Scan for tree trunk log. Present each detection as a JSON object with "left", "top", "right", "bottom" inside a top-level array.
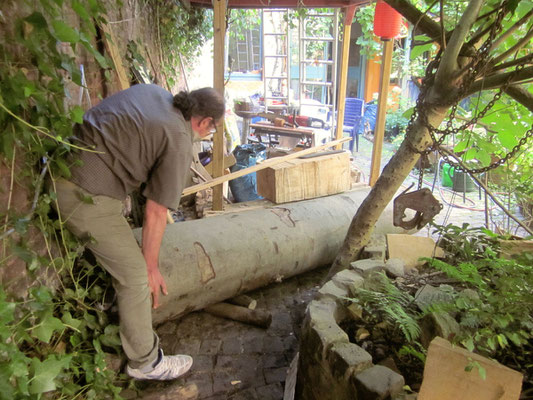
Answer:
[{"left": 132, "top": 188, "right": 409, "bottom": 324}]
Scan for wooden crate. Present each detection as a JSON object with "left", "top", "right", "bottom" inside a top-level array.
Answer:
[{"left": 256, "top": 151, "right": 351, "bottom": 203}]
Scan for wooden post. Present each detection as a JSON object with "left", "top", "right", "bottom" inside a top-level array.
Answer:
[
  {"left": 369, "top": 39, "right": 393, "bottom": 186},
  {"left": 334, "top": 6, "right": 356, "bottom": 150},
  {"left": 212, "top": 0, "right": 226, "bottom": 211}
]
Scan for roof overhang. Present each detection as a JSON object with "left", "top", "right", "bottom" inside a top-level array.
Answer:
[{"left": 188, "top": 0, "right": 368, "bottom": 8}]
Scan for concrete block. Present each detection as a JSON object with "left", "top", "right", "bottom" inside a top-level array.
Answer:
[
  {"left": 307, "top": 299, "right": 338, "bottom": 325},
  {"left": 350, "top": 259, "right": 385, "bottom": 277},
  {"left": 364, "top": 245, "right": 387, "bottom": 262},
  {"left": 327, "top": 342, "right": 373, "bottom": 378},
  {"left": 418, "top": 337, "right": 523, "bottom": 400},
  {"left": 354, "top": 365, "right": 405, "bottom": 400},
  {"left": 318, "top": 280, "right": 349, "bottom": 299},
  {"left": 331, "top": 269, "right": 365, "bottom": 291},
  {"left": 305, "top": 319, "right": 349, "bottom": 359},
  {"left": 385, "top": 258, "right": 406, "bottom": 277}
]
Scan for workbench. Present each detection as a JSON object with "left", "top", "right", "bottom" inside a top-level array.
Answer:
[{"left": 250, "top": 122, "right": 316, "bottom": 148}]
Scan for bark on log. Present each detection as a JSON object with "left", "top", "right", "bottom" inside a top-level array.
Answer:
[
  {"left": 205, "top": 303, "right": 272, "bottom": 328},
  {"left": 132, "top": 187, "right": 409, "bottom": 324}
]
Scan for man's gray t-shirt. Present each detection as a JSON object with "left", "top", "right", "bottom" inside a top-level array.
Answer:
[{"left": 70, "top": 84, "right": 193, "bottom": 210}]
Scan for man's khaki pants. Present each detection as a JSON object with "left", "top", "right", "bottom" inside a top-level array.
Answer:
[{"left": 54, "top": 179, "right": 159, "bottom": 369}]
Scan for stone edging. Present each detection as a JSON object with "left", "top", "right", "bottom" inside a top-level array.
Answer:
[{"left": 296, "top": 268, "right": 406, "bottom": 400}]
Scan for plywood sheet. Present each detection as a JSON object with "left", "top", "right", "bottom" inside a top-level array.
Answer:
[
  {"left": 386, "top": 234, "right": 445, "bottom": 269},
  {"left": 418, "top": 337, "right": 523, "bottom": 400}
]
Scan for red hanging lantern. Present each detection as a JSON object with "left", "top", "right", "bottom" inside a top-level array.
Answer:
[{"left": 373, "top": 0, "right": 402, "bottom": 39}]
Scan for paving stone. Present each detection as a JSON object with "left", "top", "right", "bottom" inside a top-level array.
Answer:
[
  {"left": 241, "top": 334, "right": 264, "bottom": 353},
  {"left": 283, "top": 334, "right": 298, "bottom": 351},
  {"left": 227, "top": 387, "right": 259, "bottom": 400},
  {"left": 174, "top": 338, "right": 201, "bottom": 355},
  {"left": 186, "top": 372, "right": 213, "bottom": 398},
  {"left": 222, "top": 337, "right": 243, "bottom": 354},
  {"left": 255, "top": 383, "right": 284, "bottom": 400},
  {"left": 262, "top": 336, "right": 284, "bottom": 353},
  {"left": 212, "top": 371, "right": 243, "bottom": 395},
  {"left": 157, "top": 321, "right": 177, "bottom": 336},
  {"left": 350, "top": 259, "right": 385, "bottom": 276},
  {"left": 262, "top": 352, "right": 287, "bottom": 369},
  {"left": 190, "top": 355, "right": 214, "bottom": 373},
  {"left": 264, "top": 367, "right": 288, "bottom": 385},
  {"left": 199, "top": 339, "right": 222, "bottom": 355}
]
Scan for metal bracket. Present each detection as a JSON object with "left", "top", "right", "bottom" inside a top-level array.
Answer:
[{"left": 393, "top": 184, "right": 443, "bottom": 230}]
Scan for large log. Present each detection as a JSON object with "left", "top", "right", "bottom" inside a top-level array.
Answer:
[{"left": 133, "top": 187, "right": 409, "bottom": 324}]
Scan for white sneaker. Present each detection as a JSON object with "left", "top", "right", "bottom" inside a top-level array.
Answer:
[{"left": 126, "top": 350, "right": 193, "bottom": 380}]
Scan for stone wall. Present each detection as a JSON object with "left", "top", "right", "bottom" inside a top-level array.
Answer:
[
  {"left": 0, "top": 0, "right": 186, "bottom": 300},
  {"left": 296, "top": 268, "right": 406, "bottom": 400}
]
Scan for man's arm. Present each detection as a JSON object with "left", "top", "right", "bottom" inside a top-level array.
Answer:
[{"left": 142, "top": 199, "right": 169, "bottom": 309}]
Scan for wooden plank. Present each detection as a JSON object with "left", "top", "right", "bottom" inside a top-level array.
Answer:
[
  {"left": 181, "top": 137, "right": 350, "bottom": 197},
  {"left": 257, "top": 152, "right": 351, "bottom": 203},
  {"left": 386, "top": 234, "right": 444, "bottom": 269},
  {"left": 212, "top": 0, "right": 226, "bottom": 211},
  {"left": 418, "top": 337, "right": 523, "bottom": 400},
  {"left": 334, "top": 6, "right": 356, "bottom": 150},
  {"left": 99, "top": 24, "right": 130, "bottom": 91},
  {"left": 369, "top": 39, "right": 394, "bottom": 186}
]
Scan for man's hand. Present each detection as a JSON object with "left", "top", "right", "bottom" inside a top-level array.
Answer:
[
  {"left": 142, "top": 199, "right": 170, "bottom": 309},
  {"left": 147, "top": 266, "right": 168, "bottom": 309}
]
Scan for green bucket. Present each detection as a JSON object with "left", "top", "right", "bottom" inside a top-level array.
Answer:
[
  {"left": 452, "top": 170, "right": 476, "bottom": 193},
  {"left": 442, "top": 163, "right": 454, "bottom": 187}
]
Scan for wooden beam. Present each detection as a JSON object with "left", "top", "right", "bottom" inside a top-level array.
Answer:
[
  {"left": 212, "top": 0, "right": 226, "bottom": 211},
  {"left": 335, "top": 6, "right": 356, "bottom": 150},
  {"left": 182, "top": 137, "right": 351, "bottom": 196},
  {"left": 99, "top": 24, "right": 130, "bottom": 91},
  {"left": 369, "top": 39, "right": 394, "bottom": 186}
]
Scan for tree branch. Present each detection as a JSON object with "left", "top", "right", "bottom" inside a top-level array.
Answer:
[
  {"left": 466, "top": 65, "right": 533, "bottom": 95},
  {"left": 490, "top": 8, "right": 533, "bottom": 50},
  {"left": 385, "top": 0, "right": 442, "bottom": 41},
  {"left": 492, "top": 27, "right": 533, "bottom": 66},
  {"left": 503, "top": 85, "right": 533, "bottom": 113},
  {"left": 435, "top": 0, "right": 485, "bottom": 84},
  {"left": 490, "top": 53, "right": 533, "bottom": 74}
]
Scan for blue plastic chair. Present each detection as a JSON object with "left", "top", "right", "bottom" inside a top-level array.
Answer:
[{"left": 343, "top": 98, "right": 365, "bottom": 152}]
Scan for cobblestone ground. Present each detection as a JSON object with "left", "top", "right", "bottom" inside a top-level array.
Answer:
[{"left": 123, "top": 266, "right": 329, "bottom": 400}]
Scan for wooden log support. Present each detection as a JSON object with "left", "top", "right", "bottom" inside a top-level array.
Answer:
[
  {"left": 369, "top": 39, "right": 394, "bottom": 186},
  {"left": 228, "top": 294, "right": 257, "bottom": 310},
  {"left": 205, "top": 302, "right": 272, "bottom": 328},
  {"left": 335, "top": 6, "right": 357, "bottom": 149},
  {"left": 212, "top": 0, "right": 226, "bottom": 211}
]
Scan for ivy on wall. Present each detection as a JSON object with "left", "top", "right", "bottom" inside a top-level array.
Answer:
[{"left": 0, "top": 0, "right": 213, "bottom": 398}]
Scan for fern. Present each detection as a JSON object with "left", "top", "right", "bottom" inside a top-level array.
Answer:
[{"left": 353, "top": 272, "right": 421, "bottom": 343}]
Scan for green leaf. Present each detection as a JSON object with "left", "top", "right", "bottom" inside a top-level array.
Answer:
[
  {"left": 505, "top": 0, "right": 520, "bottom": 13},
  {"left": 29, "top": 355, "right": 71, "bottom": 394},
  {"left": 411, "top": 42, "right": 434, "bottom": 60},
  {"left": 33, "top": 312, "right": 65, "bottom": 343},
  {"left": 462, "top": 336, "right": 475, "bottom": 352},
  {"left": 24, "top": 12, "right": 48, "bottom": 30},
  {"left": 51, "top": 20, "right": 80, "bottom": 43},
  {"left": 55, "top": 157, "right": 71, "bottom": 178},
  {"left": 454, "top": 140, "right": 469, "bottom": 153},
  {"left": 62, "top": 311, "right": 82, "bottom": 331},
  {"left": 497, "top": 130, "right": 518, "bottom": 150},
  {"left": 70, "top": 106, "right": 85, "bottom": 124},
  {"left": 72, "top": 0, "right": 91, "bottom": 21}
]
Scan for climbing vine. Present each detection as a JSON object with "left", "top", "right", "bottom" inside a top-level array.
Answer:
[{"left": 0, "top": 0, "right": 209, "bottom": 398}]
